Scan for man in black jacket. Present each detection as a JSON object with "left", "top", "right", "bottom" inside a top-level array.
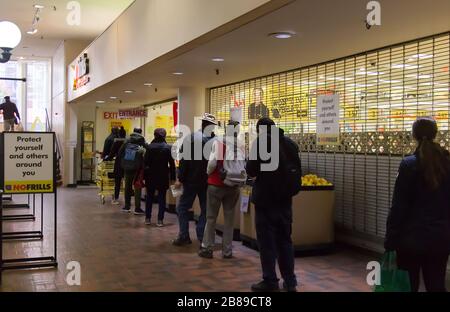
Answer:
[
  {"left": 144, "top": 128, "right": 176, "bottom": 227},
  {"left": 172, "top": 113, "right": 217, "bottom": 246},
  {"left": 102, "top": 127, "right": 119, "bottom": 160},
  {"left": 246, "top": 118, "right": 301, "bottom": 293},
  {"left": 0, "top": 96, "right": 20, "bottom": 132}
]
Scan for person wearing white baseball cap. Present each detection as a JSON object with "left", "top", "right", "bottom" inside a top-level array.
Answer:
[{"left": 173, "top": 113, "right": 217, "bottom": 246}]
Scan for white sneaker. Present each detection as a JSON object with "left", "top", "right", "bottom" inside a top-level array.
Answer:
[{"left": 111, "top": 200, "right": 120, "bottom": 205}]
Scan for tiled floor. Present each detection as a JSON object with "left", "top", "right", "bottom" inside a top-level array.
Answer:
[{"left": 0, "top": 188, "right": 375, "bottom": 292}]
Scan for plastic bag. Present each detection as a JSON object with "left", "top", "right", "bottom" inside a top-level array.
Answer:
[
  {"left": 170, "top": 185, "right": 183, "bottom": 198},
  {"left": 374, "top": 251, "right": 411, "bottom": 292}
]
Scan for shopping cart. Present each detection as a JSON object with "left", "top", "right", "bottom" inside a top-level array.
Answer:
[{"left": 96, "top": 160, "right": 117, "bottom": 205}]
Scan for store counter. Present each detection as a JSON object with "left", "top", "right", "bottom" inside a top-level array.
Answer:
[{"left": 240, "top": 186, "right": 335, "bottom": 252}]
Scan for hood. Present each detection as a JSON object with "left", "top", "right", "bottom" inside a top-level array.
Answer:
[{"left": 130, "top": 132, "right": 144, "bottom": 143}]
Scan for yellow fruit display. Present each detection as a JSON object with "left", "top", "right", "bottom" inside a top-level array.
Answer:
[{"left": 301, "top": 174, "right": 333, "bottom": 187}]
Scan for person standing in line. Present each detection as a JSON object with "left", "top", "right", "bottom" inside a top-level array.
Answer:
[
  {"left": 385, "top": 117, "right": 450, "bottom": 292},
  {"left": 246, "top": 117, "right": 301, "bottom": 293},
  {"left": 102, "top": 127, "right": 119, "bottom": 160},
  {"left": 0, "top": 96, "right": 21, "bottom": 132},
  {"left": 110, "top": 130, "right": 127, "bottom": 205},
  {"left": 172, "top": 113, "right": 217, "bottom": 246},
  {"left": 199, "top": 120, "right": 245, "bottom": 259},
  {"left": 144, "top": 128, "right": 176, "bottom": 227},
  {"left": 118, "top": 128, "right": 146, "bottom": 215}
]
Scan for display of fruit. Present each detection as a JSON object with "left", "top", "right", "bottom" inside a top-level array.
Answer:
[{"left": 301, "top": 174, "right": 333, "bottom": 187}]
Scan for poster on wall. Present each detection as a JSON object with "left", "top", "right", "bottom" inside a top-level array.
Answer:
[
  {"left": 109, "top": 119, "right": 132, "bottom": 136},
  {"left": 155, "top": 115, "right": 174, "bottom": 132},
  {"left": 317, "top": 94, "right": 340, "bottom": 146},
  {"left": 2, "top": 132, "right": 55, "bottom": 194}
]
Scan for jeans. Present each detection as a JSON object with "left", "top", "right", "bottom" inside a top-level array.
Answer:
[
  {"left": 114, "top": 174, "right": 122, "bottom": 200},
  {"left": 202, "top": 185, "right": 240, "bottom": 256},
  {"left": 397, "top": 250, "right": 449, "bottom": 292},
  {"left": 146, "top": 186, "right": 167, "bottom": 221},
  {"left": 255, "top": 201, "right": 297, "bottom": 287},
  {"left": 176, "top": 184, "right": 207, "bottom": 241},
  {"left": 124, "top": 171, "right": 141, "bottom": 211}
]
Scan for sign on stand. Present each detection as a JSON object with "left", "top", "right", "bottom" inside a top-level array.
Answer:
[
  {"left": 2, "top": 132, "right": 55, "bottom": 194},
  {"left": 0, "top": 132, "right": 58, "bottom": 284},
  {"left": 317, "top": 94, "right": 340, "bottom": 146}
]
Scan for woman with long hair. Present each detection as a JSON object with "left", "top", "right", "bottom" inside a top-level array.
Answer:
[{"left": 385, "top": 117, "right": 450, "bottom": 292}]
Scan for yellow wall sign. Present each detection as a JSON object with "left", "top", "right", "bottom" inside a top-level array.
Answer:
[{"left": 110, "top": 119, "right": 132, "bottom": 135}]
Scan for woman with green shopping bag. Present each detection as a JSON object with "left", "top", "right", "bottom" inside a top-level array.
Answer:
[{"left": 385, "top": 117, "right": 450, "bottom": 292}]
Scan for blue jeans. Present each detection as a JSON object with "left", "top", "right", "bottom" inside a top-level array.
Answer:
[
  {"left": 255, "top": 201, "right": 297, "bottom": 288},
  {"left": 145, "top": 186, "right": 167, "bottom": 221},
  {"left": 176, "top": 184, "right": 207, "bottom": 241}
]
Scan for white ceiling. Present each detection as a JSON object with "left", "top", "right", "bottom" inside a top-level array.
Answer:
[
  {"left": 0, "top": 0, "right": 134, "bottom": 58},
  {"left": 73, "top": 0, "right": 450, "bottom": 107}
]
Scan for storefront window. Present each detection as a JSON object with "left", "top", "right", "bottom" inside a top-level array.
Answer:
[
  {"left": 210, "top": 32, "right": 450, "bottom": 239},
  {"left": 0, "top": 60, "right": 50, "bottom": 130}
]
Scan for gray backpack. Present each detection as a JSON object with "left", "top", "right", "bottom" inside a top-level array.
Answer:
[{"left": 220, "top": 139, "right": 247, "bottom": 187}]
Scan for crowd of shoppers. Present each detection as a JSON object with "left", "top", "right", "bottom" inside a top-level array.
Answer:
[{"left": 102, "top": 113, "right": 449, "bottom": 293}]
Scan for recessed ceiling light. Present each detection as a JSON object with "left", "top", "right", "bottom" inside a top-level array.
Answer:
[
  {"left": 110, "top": 96, "right": 118, "bottom": 100},
  {"left": 18, "top": 56, "right": 26, "bottom": 60},
  {"left": 96, "top": 100, "right": 105, "bottom": 104},
  {"left": 124, "top": 90, "right": 134, "bottom": 93},
  {"left": 27, "top": 29, "right": 38, "bottom": 35},
  {"left": 172, "top": 72, "right": 184, "bottom": 75},
  {"left": 268, "top": 32, "right": 295, "bottom": 39},
  {"left": 144, "top": 83, "right": 153, "bottom": 86},
  {"left": 212, "top": 57, "right": 224, "bottom": 62},
  {"left": 34, "top": 4, "right": 45, "bottom": 9}
]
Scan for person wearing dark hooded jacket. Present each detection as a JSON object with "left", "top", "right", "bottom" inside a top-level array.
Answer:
[
  {"left": 246, "top": 117, "right": 301, "bottom": 293},
  {"left": 144, "top": 128, "right": 176, "bottom": 227},
  {"left": 117, "top": 128, "right": 146, "bottom": 215},
  {"left": 385, "top": 117, "right": 450, "bottom": 292}
]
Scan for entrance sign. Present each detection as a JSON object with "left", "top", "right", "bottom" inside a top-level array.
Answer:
[
  {"left": 118, "top": 108, "right": 148, "bottom": 119},
  {"left": 2, "top": 132, "right": 55, "bottom": 194},
  {"left": 317, "top": 94, "right": 340, "bottom": 146}
]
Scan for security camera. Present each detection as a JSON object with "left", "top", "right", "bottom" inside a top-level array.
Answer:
[
  {"left": 155, "top": 88, "right": 158, "bottom": 93},
  {"left": 366, "top": 21, "right": 372, "bottom": 30},
  {"left": 216, "top": 69, "right": 220, "bottom": 76}
]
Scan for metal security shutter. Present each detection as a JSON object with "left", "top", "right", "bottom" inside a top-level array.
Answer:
[{"left": 209, "top": 32, "right": 450, "bottom": 245}]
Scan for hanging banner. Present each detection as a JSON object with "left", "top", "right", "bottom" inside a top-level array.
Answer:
[
  {"left": 317, "top": 94, "right": 340, "bottom": 146},
  {"left": 2, "top": 132, "right": 55, "bottom": 194}
]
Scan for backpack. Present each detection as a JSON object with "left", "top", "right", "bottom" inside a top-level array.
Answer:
[
  {"left": 121, "top": 143, "right": 144, "bottom": 172},
  {"left": 279, "top": 138, "right": 302, "bottom": 197},
  {"left": 220, "top": 139, "right": 247, "bottom": 187}
]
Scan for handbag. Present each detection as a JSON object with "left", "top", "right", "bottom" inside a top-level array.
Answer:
[
  {"left": 374, "top": 251, "right": 411, "bottom": 292},
  {"left": 133, "top": 167, "right": 145, "bottom": 189}
]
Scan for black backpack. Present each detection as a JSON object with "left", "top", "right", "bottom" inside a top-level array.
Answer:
[
  {"left": 279, "top": 138, "right": 302, "bottom": 197},
  {"left": 121, "top": 143, "right": 144, "bottom": 172}
]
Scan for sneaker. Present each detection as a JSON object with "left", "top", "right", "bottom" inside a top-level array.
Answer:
[
  {"left": 282, "top": 282, "right": 298, "bottom": 293},
  {"left": 251, "top": 280, "right": 280, "bottom": 292},
  {"left": 156, "top": 220, "right": 164, "bottom": 227},
  {"left": 122, "top": 207, "right": 131, "bottom": 213},
  {"left": 111, "top": 200, "right": 120, "bottom": 205},
  {"left": 198, "top": 247, "right": 213, "bottom": 259},
  {"left": 223, "top": 253, "right": 233, "bottom": 259},
  {"left": 134, "top": 208, "right": 145, "bottom": 215},
  {"left": 145, "top": 218, "right": 152, "bottom": 225},
  {"left": 172, "top": 237, "right": 192, "bottom": 246}
]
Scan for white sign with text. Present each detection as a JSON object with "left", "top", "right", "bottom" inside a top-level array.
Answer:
[{"left": 317, "top": 94, "right": 340, "bottom": 146}]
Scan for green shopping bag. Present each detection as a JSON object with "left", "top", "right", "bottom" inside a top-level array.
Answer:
[{"left": 374, "top": 251, "right": 411, "bottom": 292}]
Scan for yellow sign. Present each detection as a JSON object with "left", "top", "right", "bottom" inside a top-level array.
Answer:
[
  {"left": 110, "top": 119, "right": 132, "bottom": 135},
  {"left": 4, "top": 181, "right": 53, "bottom": 194},
  {"left": 155, "top": 115, "right": 174, "bottom": 132}
]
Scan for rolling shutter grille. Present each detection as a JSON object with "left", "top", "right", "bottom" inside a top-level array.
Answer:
[{"left": 209, "top": 32, "right": 450, "bottom": 240}]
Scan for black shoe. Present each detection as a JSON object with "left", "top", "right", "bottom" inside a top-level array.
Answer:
[
  {"left": 121, "top": 207, "right": 131, "bottom": 213},
  {"left": 198, "top": 247, "right": 213, "bottom": 259},
  {"left": 172, "top": 237, "right": 192, "bottom": 246},
  {"left": 251, "top": 280, "right": 280, "bottom": 292},
  {"left": 282, "top": 282, "right": 298, "bottom": 292},
  {"left": 134, "top": 208, "right": 145, "bottom": 215}
]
